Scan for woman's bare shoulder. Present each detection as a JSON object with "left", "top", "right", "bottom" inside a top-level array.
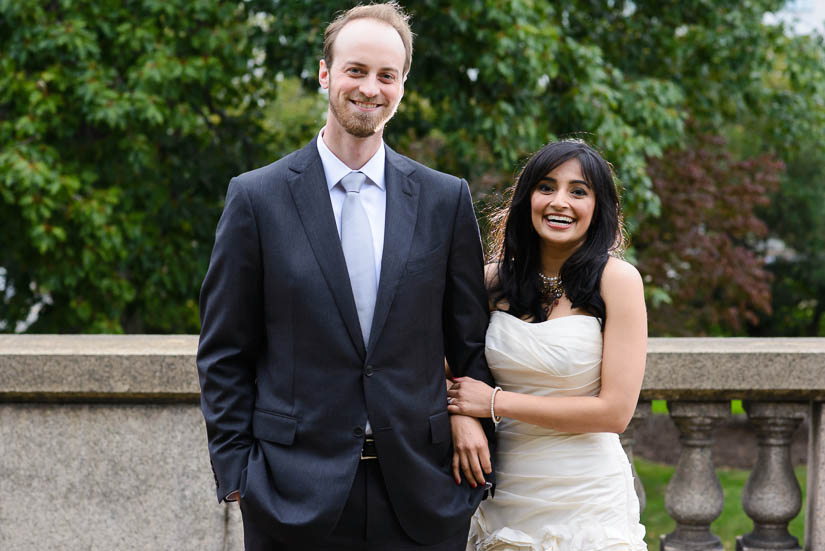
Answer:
[
  {"left": 601, "top": 256, "right": 643, "bottom": 300},
  {"left": 602, "top": 256, "right": 641, "bottom": 282}
]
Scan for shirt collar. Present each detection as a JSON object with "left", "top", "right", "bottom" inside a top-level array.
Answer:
[{"left": 316, "top": 128, "right": 386, "bottom": 191}]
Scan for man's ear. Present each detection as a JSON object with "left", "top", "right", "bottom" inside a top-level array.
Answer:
[{"left": 318, "top": 59, "right": 329, "bottom": 90}]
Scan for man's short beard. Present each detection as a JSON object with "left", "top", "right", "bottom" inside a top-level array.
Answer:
[
  {"left": 329, "top": 96, "right": 385, "bottom": 138},
  {"left": 330, "top": 99, "right": 380, "bottom": 137}
]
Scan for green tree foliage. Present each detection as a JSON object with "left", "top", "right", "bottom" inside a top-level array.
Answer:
[
  {"left": 0, "top": 0, "right": 284, "bottom": 332},
  {"left": 569, "top": 1, "right": 790, "bottom": 126},
  {"left": 752, "top": 145, "right": 825, "bottom": 336},
  {"left": 732, "top": 31, "right": 825, "bottom": 337},
  {"left": 2, "top": 1, "right": 823, "bottom": 334}
]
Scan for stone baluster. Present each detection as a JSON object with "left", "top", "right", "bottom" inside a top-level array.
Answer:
[
  {"left": 735, "top": 402, "right": 806, "bottom": 551},
  {"left": 807, "top": 401, "right": 825, "bottom": 551},
  {"left": 620, "top": 400, "right": 651, "bottom": 514},
  {"left": 661, "top": 401, "right": 730, "bottom": 551}
]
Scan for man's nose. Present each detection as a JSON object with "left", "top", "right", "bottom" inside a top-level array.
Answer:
[{"left": 358, "top": 75, "right": 380, "bottom": 98}]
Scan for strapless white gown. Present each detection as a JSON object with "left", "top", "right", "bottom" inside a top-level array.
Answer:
[{"left": 467, "top": 311, "right": 647, "bottom": 551}]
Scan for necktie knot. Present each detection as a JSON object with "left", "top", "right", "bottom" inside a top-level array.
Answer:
[{"left": 340, "top": 171, "right": 366, "bottom": 194}]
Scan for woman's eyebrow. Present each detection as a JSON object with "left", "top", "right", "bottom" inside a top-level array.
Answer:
[{"left": 539, "top": 176, "right": 591, "bottom": 188}]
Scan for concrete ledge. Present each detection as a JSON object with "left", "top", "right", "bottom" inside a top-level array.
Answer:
[
  {"left": 644, "top": 338, "right": 825, "bottom": 400},
  {"left": 0, "top": 335, "right": 199, "bottom": 401},
  {"left": 2, "top": 335, "right": 824, "bottom": 401}
]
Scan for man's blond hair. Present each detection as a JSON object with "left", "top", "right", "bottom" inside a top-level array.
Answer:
[{"left": 323, "top": 2, "right": 414, "bottom": 78}]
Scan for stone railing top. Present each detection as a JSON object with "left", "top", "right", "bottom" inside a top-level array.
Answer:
[
  {"left": 0, "top": 334, "right": 198, "bottom": 355},
  {"left": 1, "top": 335, "right": 824, "bottom": 401},
  {"left": 649, "top": 337, "right": 825, "bottom": 353},
  {"left": 0, "top": 335, "right": 199, "bottom": 401},
  {"left": 645, "top": 338, "right": 825, "bottom": 400}
]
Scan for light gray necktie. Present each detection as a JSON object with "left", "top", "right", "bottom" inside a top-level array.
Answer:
[{"left": 340, "top": 171, "right": 377, "bottom": 344}]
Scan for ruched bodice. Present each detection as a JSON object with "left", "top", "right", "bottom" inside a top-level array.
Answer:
[
  {"left": 467, "top": 312, "right": 647, "bottom": 551},
  {"left": 486, "top": 312, "right": 602, "bottom": 438}
]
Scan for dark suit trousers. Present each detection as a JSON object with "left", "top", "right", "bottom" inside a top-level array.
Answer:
[{"left": 240, "top": 459, "right": 471, "bottom": 551}]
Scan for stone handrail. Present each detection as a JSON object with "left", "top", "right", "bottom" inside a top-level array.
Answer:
[
  {"left": 3, "top": 335, "right": 823, "bottom": 400},
  {"left": 0, "top": 335, "right": 824, "bottom": 550},
  {"left": 0, "top": 334, "right": 199, "bottom": 401}
]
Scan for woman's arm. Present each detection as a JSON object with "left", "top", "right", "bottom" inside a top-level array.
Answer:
[{"left": 448, "top": 257, "right": 647, "bottom": 434}]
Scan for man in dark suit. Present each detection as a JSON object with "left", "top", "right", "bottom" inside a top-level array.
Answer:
[{"left": 197, "top": 3, "right": 494, "bottom": 550}]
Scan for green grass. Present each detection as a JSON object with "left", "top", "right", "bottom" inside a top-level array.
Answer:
[
  {"left": 636, "top": 457, "right": 807, "bottom": 551},
  {"left": 650, "top": 400, "right": 745, "bottom": 415}
]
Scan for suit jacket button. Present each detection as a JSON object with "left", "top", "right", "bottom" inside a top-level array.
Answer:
[
  {"left": 353, "top": 427, "right": 364, "bottom": 437},
  {"left": 364, "top": 365, "right": 374, "bottom": 377}
]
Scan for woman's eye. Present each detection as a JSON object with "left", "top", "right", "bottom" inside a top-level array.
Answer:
[
  {"left": 537, "top": 183, "right": 553, "bottom": 193},
  {"left": 572, "top": 188, "right": 588, "bottom": 196}
]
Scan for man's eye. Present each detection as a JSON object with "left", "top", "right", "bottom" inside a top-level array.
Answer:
[{"left": 381, "top": 74, "right": 395, "bottom": 81}]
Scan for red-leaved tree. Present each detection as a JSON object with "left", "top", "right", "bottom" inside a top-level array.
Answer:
[{"left": 635, "top": 134, "right": 784, "bottom": 335}]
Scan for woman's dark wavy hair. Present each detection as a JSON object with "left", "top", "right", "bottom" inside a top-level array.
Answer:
[{"left": 488, "top": 140, "right": 625, "bottom": 327}]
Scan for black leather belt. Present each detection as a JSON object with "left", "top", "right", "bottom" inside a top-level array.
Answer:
[{"left": 360, "top": 437, "right": 377, "bottom": 460}]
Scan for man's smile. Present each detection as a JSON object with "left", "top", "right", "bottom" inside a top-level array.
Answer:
[{"left": 350, "top": 99, "right": 382, "bottom": 111}]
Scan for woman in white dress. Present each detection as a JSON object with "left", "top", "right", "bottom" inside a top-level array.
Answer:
[{"left": 447, "top": 140, "right": 648, "bottom": 551}]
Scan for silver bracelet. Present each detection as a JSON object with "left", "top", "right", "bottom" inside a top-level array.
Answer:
[{"left": 490, "top": 386, "right": 503, "bottom": 425}]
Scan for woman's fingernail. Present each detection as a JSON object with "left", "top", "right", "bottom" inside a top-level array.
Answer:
[{"left": 471, "top": 483, "right": 477, "bottom": 488}]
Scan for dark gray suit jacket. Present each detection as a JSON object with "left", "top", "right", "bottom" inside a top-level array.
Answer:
[{"left": 197, "top": 137, "right": 495, "bottom": 545}]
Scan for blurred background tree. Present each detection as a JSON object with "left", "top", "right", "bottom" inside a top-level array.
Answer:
[
  {"left": 751, "top": 144, "right": 825, "bottom": 336},
  {"left": 636, "top": 132, "right": 783, "bottom": 336},
  {"left": 1, "top": 0, "right": 823, "bottom": 335},
  {"left": 0, "top": 0, "right": 321, "bottom": 332}
]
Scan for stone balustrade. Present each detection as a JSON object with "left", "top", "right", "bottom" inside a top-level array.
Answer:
[
  {"left": 1, "top": 335, "right": 824, "bottom": 550},
  {"left": 622, "top": 338, "right": 825, "bottom": 551}
]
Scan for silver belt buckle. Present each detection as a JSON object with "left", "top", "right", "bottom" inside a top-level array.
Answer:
[{"left": 360, "top": 437, "right": 377, "bottom": 460}]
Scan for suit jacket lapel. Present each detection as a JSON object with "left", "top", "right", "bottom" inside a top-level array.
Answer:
[
  {"left": 367, "top": 146, "right": 420, "bottom": 357},
  {"left": 287, "top": 138, "right": 367, "bottom": 358}
]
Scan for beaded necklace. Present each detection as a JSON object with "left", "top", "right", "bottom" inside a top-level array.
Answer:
[{"left": 537, "top": 272, "right": 565, "bottom": 312}]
